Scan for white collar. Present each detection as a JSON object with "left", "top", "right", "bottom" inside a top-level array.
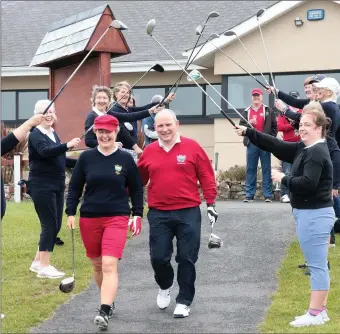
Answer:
[
  {"left": 245, "top": 104, "right": 267, "bottom": 111},
  {"left": 93, "top": 107, "right": 105, "bottom": 116},
  {"left": 322, "top": 98, "right": 336, "bottom": 103},
  {"left": 158, "top": 133, "right": 181, "bottom": 152},
  {"left": 97, "top": 145, "right": 119, "bottom": 156},
  {"left": 304, "top": 138, "right": 326, "bottom": 149},
  {"left": 36, "top": 125, "right": 54, "bottom": 134}
]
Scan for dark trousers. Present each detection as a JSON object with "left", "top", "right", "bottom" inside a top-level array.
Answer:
[
  {"left": 28, "top": 181, "right": 65, "bottom": 252},
  {"left": 147, "top": 206, "right": 201, "bottom": 306}
]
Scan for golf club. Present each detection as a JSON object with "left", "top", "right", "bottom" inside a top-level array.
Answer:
[
  {"left": 147, "top": 19, "right": 237, "bottom": 126},
  {"left": 224, "top": 30, "right": 270, "bottom": 87},
  {"left": 42, "top": 20, "right": 128, "bottom": 115},
  {"left": 187, "top": 69, "right": 253, "bottom": 127},
  {"left": 208, "top": 226, "right": 223, "bottom": 249},
  {"left": 256, "top": 9, "right": 277, "bottom": 93},
  {"left": 80, "top": 63, "right": 164, "bottom": 139},
  {"left": 197, "top": 31, "right": 268, "bottom": 89},
  {"left": 172, "top": 11, "right": 219, "bottom": 94},
  {"left": 59, "top": 228, "right": 75, "bottom": 293}
]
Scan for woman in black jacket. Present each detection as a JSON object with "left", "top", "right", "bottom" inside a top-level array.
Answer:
[
  {"left": 235, "top": 102, "right": 335, "bottom": 328},
  {"left": 28, "top": 100, "right": 81, "bottom": 279},
  {"left": 84, "top": 85, "right": 163, "bottom": 151}
]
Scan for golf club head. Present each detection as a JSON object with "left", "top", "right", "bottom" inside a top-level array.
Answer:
[
  {"left": 209, "top": 33, "right": 219, "bottom": 40},
  {"left": 59, "top": 276, "right": 75, "bottom": 293},
  {"left": 187, "top": 69, "right": 202, "bottom": 82},
  {"left": 224, "top": 30, "right": 236, "bottom": 37},
  {"left": 152, "top": 64, "right": 164, "bottom": 72},
  {"left": 208, "top": 233, "right": 222, "bottom": 249},
  {"left": 256, "top": 8, "right": 266, "bottom": 18},
  {"left": 196, "top": 25, "right": 203, "bottom": 36},
  {"left": 146, "top": 19, "right": 156, "bottom": 36},
  {"left": 110, "top": 20, "right": 128, "bottom": 30},
  {"left": 208, "top": 11, "right": 220, "bottom": 18}
]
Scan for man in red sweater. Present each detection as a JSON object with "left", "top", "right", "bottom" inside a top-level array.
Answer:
[
  {"left": 275, "top": 91, "right": 302, "bottom": 203},
  {"left": 137, "top": 109, "right": 218, "bottom": 319}
]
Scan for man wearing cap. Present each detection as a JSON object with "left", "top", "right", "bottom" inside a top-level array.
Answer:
[
  {"left": 137, "top": 109, "right": 218, "bottom": 318},
  {"left": 66, "top": 114, "right": 144, "bottom": 330},
  {"left": 239, "top": 88, "right": 277, "bottom": 202}
]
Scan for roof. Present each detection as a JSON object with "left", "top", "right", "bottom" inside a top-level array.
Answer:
[
  {"left": 29, "top": 4, "right": 108, "bottom": 67},
  {"left": 1, "top": 0, "right": 277, "bottom": 69}
]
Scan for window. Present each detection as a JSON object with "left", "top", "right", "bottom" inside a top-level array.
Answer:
[
  {"left": 169, "top": 86, "right": 203, "bottom": 116},
  {"left": 273, "top": 74, "right": 307, "bottom": 98},
  {"left": 227, "top": 75, "right": 270, "bottom": 110},
  {"left": 206, "top": 84, "right": 221, "bottom": 115},
  {"left": 1, "top": 90, "right": 49, "bottom": 123},
  {"left": 133, "top": 87, "right": 166, "bottom": 106}
]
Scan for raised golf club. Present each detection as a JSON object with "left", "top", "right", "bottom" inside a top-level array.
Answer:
[
  {"left": 42, "top": 19, "right": 128, "bottom": 115},
  {"left": 197, "top": 31, "right": 267, "bottom": 89},
  {"left": 147, "top": 19, "right": 237, "bottom": 126},
  {"left": 187, "top": 69, "right": 253, "bottom": 127},
  {"left": 224, "top": 30, "right": 270, "bottom": 87},
  {"left": 59, "top": 228, "right": 75, "bottom": 293},
  {"left": 172, "top": 11, "right": 219, "bottom": 94},
  {"left": 80, "top": 63, "right": 164, "bottom": 139},
  {"left": 256, "top": 8, "right": 277, "bottom": 93}
]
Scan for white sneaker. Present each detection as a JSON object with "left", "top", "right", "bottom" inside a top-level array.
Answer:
[
  {"left": 290, "top": 312, "right": 325, "bottom": 327},
  {"left": 173, "top": 303, "right": 190, "bottom": 318},
  {"left": 157, "top": 284, "right": 173, "bottom": 310},
  {"left": 37, "top": 265, "right": 65, "bottom": 279},
  {"left": 281, "top": 194, "right": 290, "bottom": 203},
  {"left": 29, "top": 261, "right": 40, "bottom": 273},
  {"left": 1, "top": 314, "right": 4, "bottom": 319},
  {"left": 295, "top": 310, "right": 330, "bottom": 322}
]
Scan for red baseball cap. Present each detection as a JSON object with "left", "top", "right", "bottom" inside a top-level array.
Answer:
[
  {"left": 251, "top": 88, "right": 263, "bottom": 95},
  {"left": 94, "top": 115, "right": 119, "bottom": 132}
]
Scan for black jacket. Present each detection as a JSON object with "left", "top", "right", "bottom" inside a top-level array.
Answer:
[{"left": 239, "top": 104, "right": 277, "bottom": 146}]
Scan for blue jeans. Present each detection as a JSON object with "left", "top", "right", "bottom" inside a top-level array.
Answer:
[
  {"left": 246, "top": 143, "right": 272, "bottom": 199},
  {"left": 280, "top": 162, "right": 291, "bottom": 197},
  {"left": 293, "top": 207, "right": 335, "bottom": 290}
]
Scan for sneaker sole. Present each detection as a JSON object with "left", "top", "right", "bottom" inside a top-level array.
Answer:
[
  {"left": 94, "top": 316, "right": 108, "bottom": 330},
  {"left": 290, "top": 321, "right": 324, "bottom": 327},
  {"left": 29, "top": 267, "right": 40, "bottom": 273},
  {"left": 174, "top": 313, "right": 189, "bottom": 318},
  {"left": 37, "top": 274, "right": 65, "bottom": 279}
]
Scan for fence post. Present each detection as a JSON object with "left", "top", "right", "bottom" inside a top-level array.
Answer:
[{"left": 13, "top": 153, "right": 22, "bottom": 203}]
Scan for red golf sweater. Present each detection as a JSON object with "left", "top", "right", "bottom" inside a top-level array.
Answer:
[{"left": 137, "top": 136, "right": 217, "bottom": 210}]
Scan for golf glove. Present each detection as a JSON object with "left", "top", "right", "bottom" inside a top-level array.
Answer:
[
  {"left": 207, "top": 204, "right": 218, "bottom": 227},
  {"left": 128, "top": 216, "right": 142, "bottom": 236}
]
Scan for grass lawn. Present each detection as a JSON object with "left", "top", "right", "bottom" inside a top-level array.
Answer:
[
  {"left": 259, "top": 238, "right": 340, "bottom": 333},
  {"left": 1, "top": 201, "right": 93, "bottom": 334}
]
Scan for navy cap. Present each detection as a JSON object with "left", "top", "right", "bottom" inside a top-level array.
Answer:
[
  {"left": 309, "top": 74, "right": 327, "bottom": 84},
  {"left": 289, "top": 91, "right": 300, "bottom": 98}
]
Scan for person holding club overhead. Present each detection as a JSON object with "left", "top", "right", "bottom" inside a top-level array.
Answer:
[
  {"left": 66, "top": 114, "right": 144, "bottom": 331},
  {"left": 27, "top": 100, "right": 81, "bottom": 279},
  {"left": 84, "top": 85, "right": 164, "bottom": 150},
  {"left": 137, "top": 109, "right": 218, "bottom": 319},
  {"left": 235, "top": 102, "right": 335, "bottom": 328}
]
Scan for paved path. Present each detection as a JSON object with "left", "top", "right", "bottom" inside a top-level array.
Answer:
[{"left": 31, "top": 201, "right": 295, "bottom": 333}]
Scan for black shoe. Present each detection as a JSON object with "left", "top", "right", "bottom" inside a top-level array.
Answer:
[
  {"left": 94, "top": 310, "right": 109, "bottom": 330},
  {"left": 330, "top": 235, "right": 335, "bottom": 247},
  {"left": 304, "top": 267, "right": 311, "bottom": 276},
  {"left": 328, "top": 261, "right": 330, "bottom": 271},
  {"left": 55, "top": 237, "right": 64, "bottom": 246},
  {"left": 108, "top": 302, "right": 115, "bottom": 319},
  {"left": 298, "top": 262, "right": 308, "bottom": 269}
]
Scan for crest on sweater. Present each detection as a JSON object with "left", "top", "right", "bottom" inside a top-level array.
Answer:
[
  {"left": 114, "top": 164, "right": 122, "bottom": 175},
  {"left": 177, "top": 155, "right": 186, "bottom": 164}
]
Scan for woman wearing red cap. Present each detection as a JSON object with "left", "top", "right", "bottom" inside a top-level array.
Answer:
[{"left": 66, "top": 114, "right": 144, "bottom": 331}]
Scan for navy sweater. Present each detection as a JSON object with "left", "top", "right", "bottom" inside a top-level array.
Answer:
[
  {"left": 84, "top": 108, "right": 152, "bottom": 149},
  {"left": 1, "top": 132, "right": 19, "bottom": 219},
  {"left": 28, "top": 128, "right": 76, "bottom": 182},
  {"left": 66, "top": 148, "right": 144, "bottom": 218},
  {"left": 246, "top": 128, "right": 333, "bottom": 209}
]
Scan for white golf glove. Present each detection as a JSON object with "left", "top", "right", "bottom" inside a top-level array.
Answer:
[
  {"left": 128, "top": 216, "right": 142, "bottom": 236},
  {"left": 207, "top": 204, "right": 218, "bottom": 227}
]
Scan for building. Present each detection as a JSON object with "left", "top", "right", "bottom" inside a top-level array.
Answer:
[{"left": 2, "top": 0, "right": 340, "bottom": 170}]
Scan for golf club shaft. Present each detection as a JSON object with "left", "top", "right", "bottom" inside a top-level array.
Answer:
[
  {"left": 80, "top": 66, "right": 154, "bottom": 139},
  {"left": 150, "top": 35, "right": 236, "bottom": 127},
  {"left": 72, "top": 228, "right": 75, "bottom": 277},
  {"left": 198, "top": 35, "right": 267, "bottom": 89},
  {"left": 43, "top": 25, "right": 112, "bottom": 115},
  {"left": 235, "top": 36, "right": 270, "bottom": 87},
  {"left": 256, "top": 19, "right": 277, "bottom": 93}
]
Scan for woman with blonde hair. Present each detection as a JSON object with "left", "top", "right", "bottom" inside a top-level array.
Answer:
[
  {"left": 235, "top": 102, "right": 335, "bottom": 327},
  {"left": 28, "top": 100, "right": 81, "bottom": 278},
  {"left": 84, "top": 85, "right": 161, "bottom": 149}
]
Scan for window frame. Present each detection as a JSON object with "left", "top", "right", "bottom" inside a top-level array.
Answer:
[{"left": 1, "top": 89, "right": 49, "bottom": 125}]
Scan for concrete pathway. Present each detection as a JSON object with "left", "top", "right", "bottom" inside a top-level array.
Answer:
[{"left": 31, "top": 201, "right": 295, "bottom": 333}]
